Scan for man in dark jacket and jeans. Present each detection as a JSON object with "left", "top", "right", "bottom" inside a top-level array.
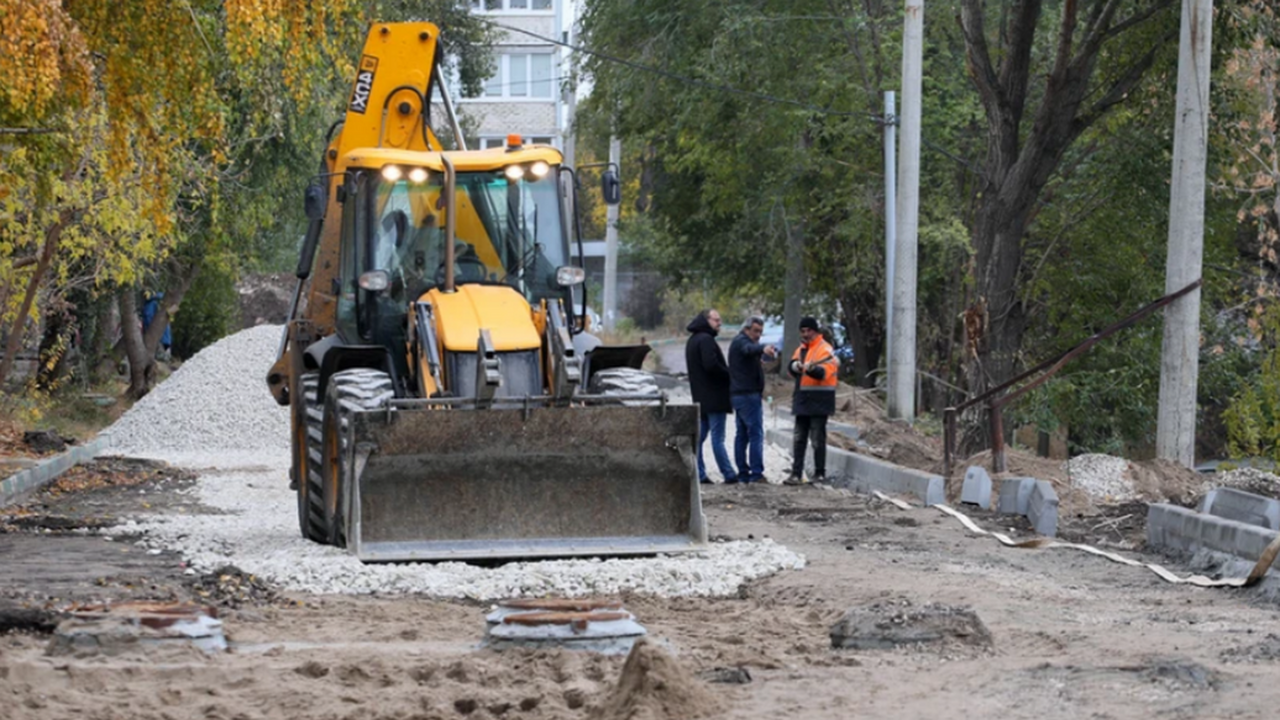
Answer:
[
  {"left": 729, "top": 316, "right": 777, "bottom": 483},
  {"left": 686, "top": 309, "right": 737, "bottom": 484}
]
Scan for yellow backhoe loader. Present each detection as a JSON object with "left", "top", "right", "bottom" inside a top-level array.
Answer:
[{"left": 265, "top": 22, "right": 706, "bottom": 562}]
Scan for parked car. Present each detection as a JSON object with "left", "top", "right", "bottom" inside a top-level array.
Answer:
[{"left": 759, "top": 317, "right": 853, "bottom": 362}]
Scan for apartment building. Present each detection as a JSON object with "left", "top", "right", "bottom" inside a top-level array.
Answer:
[{"left": 457, "top": 0, "right": 571, "bottom": 152}]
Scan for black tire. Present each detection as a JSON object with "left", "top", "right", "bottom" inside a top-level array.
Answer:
[
  {"left": 295, "top": 373, "right": 328, "bottom": 543},
  {"left": 588, "top": 367, "right": 661, "bottom": 405},
  {"left": 320, "top": 368, "right": 395, "bottom": 547}
]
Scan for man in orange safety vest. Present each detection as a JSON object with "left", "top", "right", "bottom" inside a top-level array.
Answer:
[{"left": 784, "top": 317, "right": 839, "bottom": 485}]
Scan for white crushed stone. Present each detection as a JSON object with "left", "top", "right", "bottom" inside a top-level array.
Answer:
[
  {"left": 105, "top": 324, "right": 289, "bottom": 456},
  {"left": 105, "top": 326, "right": 805, "bottom": 598},
  {"left": 1065, "top": 453, "right": 1137, "bottom": 502},
  {"left": 1214, "top": 467, "right": 1280, "bottom": 493}
]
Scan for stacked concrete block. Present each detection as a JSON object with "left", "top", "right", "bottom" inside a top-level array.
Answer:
[
  {"left": 1147, "top": 503, "right": 1280, "bottom": 563},
  {"left": 1198, "top": 487, "right": 1280, "bottom": 530},
  {"left": 1027, "top": 480, "right": 1059, "bottom": 537},
  {"left": 961, "top": 466, "right": 992, "bottom": 508}
]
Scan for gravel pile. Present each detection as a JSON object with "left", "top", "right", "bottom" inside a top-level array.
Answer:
[
  {"left": 106, "top": 326, "right": 805, "bottom": 598},
  {"left": 1066, "top": 453, "right": 1136, "bottom": 502},
  {"left": 1213, "top": 467, "right": 1280, "bottom": 498},
  {"left": 106, "top": 324, "right": 289, "bottom": 457}
]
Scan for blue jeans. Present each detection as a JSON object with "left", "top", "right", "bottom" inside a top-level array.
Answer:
[
  {"left": 732, "top": 393, "right": 764, "bottom": 480},
  {"left": 698, "top": 412, "right": 737, "bottom": 482}
]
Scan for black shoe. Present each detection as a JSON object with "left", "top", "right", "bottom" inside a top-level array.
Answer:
[
  {"left": 783, "top": 473, "right": 807, "bottom": 486},
  {"left": 724, "top": 476, "right": 740, "bottom": 485},
  {"left": 813, "top": 473, "right": 827, "bottom": 484},
  {"left": 699, "top": 478, "right": 712, "bottom": 485}
]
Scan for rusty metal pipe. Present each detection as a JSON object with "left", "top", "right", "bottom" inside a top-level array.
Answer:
[
  {"left": 990, "top": 403, "right": 1006, "bottom": 474},
  {"left": 943, "top": 407, "right": 956, "bottom": 477}
]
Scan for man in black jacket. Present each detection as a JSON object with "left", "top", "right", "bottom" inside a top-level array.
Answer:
[
  {"left": 728, "top": 316, "right": 778, "bottom": 483},
  {"left": 685, "top": 309, "right": 738, "bottom": 484}
]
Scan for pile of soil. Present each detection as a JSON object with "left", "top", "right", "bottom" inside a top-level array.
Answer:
[
  {"left": 591, "top": 639, "right": 717, "bottom": 720},
  {"left": 236, "top": 273, "right": 294, "bottom": 329}
]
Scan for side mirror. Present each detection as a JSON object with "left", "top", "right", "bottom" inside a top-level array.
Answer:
[
  {"left": 304, "top": 183, "right": 326, "bottom": 220},
  {"left": 601, "top": 170, "right": 621, "bottom": 206}
]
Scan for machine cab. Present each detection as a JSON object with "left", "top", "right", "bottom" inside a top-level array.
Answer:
[{"left": 332, "top": 144, "right": 578, "bottom": 351}]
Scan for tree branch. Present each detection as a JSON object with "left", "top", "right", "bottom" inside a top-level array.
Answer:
[
  {"left": 959, "top": 0, "right": 1003, "bottom": 114},
  {"left": 998, "top": 0, "right": 1043, "bottom": 116},
  {"left": 1099, "top": 0, "right": 1177, "bottom": 44},
  {"left": 1080, "top": 30, "right": 1174, "bottom": 125}
]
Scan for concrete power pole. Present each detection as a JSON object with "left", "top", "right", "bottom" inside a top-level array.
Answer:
[
  {"left": 603, "top": 135, "right": 621, "bottom": 332},
  {"left": 1157, "top": 0, "right": 1213, "bottom": 467},
  {"left": 889, "top": 0, "right": 923, "bottom": 422},
  {"left": 883, "top": 91, "right": 897, "bottom": 375}
]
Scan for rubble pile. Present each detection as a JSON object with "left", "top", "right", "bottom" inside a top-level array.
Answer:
[{"left": 1066, "top": 453, "right": 1137, "bottom": 503}]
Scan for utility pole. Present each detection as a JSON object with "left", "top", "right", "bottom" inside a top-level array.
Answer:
[
  {"left": 603, "top": 135, "right": 621, "bottom": 332},
  {"left": 883, "top": 91, "right": 897, "bottom": 375},
  {"left": 1157, "top": 0, "right": 1213, "bottom": 467},
  {"left": 889, "top": 0, "right": 922, "bottom": 421}
]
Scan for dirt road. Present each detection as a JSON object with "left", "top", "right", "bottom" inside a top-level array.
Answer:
[{"left": 3, "top": 458, "right": 1280, "bottom": 719}]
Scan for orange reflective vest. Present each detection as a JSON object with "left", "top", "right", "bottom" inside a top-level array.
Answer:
[{"left": 791, "top": 338, "right": 839, "bottom": 389}]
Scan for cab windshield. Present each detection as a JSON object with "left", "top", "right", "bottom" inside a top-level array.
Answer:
[{"left": 366, "top": 170, "right": 569, "bottom": 307}]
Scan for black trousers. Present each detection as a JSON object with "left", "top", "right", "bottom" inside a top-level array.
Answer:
[{"left": 791, "top": 415, "right": 828, "bottom": 476}]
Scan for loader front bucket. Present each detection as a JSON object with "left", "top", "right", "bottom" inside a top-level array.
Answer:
[{"left": 344, "top": 403, "right": 706, "bottom": 562}]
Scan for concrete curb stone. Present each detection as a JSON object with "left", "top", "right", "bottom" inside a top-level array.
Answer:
[
  {"left": 1027, "top": 480, "right": 1059, "bottom": 537},
  {"left": 1147, "top": 502, "right": 1280, "bottom": 563},
  {"left": 961, "top": 466, "right": 992, "bottom": 508},
  {"left": 997, "top": 477, "right": 1037, "bottom": 515},
  {"left": 0, "top": 434, "right": 111, "bottom": 507},
  {"left": 766, "top": 427, "right": 944, "bottom": 506},
  {"left": 1198, "top": 487, "right": 1280, "bottom": 531}
]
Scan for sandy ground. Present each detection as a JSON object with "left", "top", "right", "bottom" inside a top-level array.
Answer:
[{"left": 4, "top": 457, "right": 1280, "bottom": 719}]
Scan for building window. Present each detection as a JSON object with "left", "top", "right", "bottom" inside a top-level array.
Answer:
[
  {"left": 482, "top": 53, "right": 554, "bottom": 99},
  {"left": 479, "top": 136, "right": 556, "bottom": 150},
  {"left": 472, "top": 0, "right": 553, "bottom": 11}
]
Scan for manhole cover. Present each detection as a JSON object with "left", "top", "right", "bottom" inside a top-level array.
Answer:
[{"left": 485, "top": 597, "right": 645, "bottom": 654}]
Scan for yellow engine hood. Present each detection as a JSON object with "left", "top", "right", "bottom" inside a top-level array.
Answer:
[{"left": 425, "top": 285, "right": 541, "bottom": 352}]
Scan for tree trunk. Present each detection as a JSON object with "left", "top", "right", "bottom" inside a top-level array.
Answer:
[
  {"left": 0, "top": 212, "right": 69, "bottom": 390},
  {"left": 959, "top": 198, "right": 1034, "bottom": 454},
  {"left": 122, "top": 258, "right": 202, "bottom": 398},
  {"left": 954, "top": 0, "right": 1175, "bottom": 455},
  {"left": 142, "top": 261, "right": 201, "bottom": 356},
  {"left": 782, "top": 208, "right": 806, "bottom": 368},
  {"left": 119, "top": 289, "right": 155, "bottom": 399}
]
